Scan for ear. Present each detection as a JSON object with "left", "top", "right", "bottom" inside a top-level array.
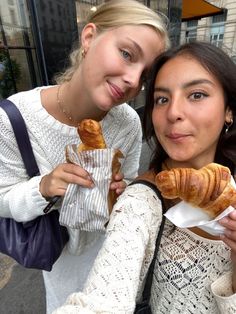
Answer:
[
  {"left": 81, "top": 23, "right": 97, "bottom": 52},
  {"left": 225, "top": 107, "right": 233, "bottom": 123}
]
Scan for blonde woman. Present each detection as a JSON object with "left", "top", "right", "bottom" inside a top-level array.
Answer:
[{"left": 0, "top": 0, "right": 169, "bottom": 312}]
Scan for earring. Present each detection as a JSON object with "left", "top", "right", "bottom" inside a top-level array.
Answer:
[
  {"left": 225, "top": 119, "right": 233, "bottom": 133},
  {"left": 81, "top": 49, "right": 86, "bottom": 58}
]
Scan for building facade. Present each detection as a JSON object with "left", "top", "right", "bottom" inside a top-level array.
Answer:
[
  {"left": 2, "top": 0, "right": 235, "bottom": 101},
  {"left": 180, "top": 0, "right": 236, "bottom": 60}
]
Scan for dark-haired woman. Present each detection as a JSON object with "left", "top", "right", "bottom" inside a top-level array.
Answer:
[{"left": 54, "top": 42, "right": 236, "bottom": 313}]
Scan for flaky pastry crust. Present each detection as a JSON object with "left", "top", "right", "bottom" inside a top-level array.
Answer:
[
  {"left": 77, "top": 119, "right": 123, "bottom": 214},
  {"left": 155, "top": 163, "right": 236, "bottom": 218},
  {"left": 77, "top": 119, "right": 106, "bottom": 152}
]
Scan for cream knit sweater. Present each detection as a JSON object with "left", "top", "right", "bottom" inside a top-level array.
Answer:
[
  {"left": 0, "top": 86, "right": 142, "bottom": 313},
  {"left": 53, "top": 184, "right": 236, "bottom": 314}
]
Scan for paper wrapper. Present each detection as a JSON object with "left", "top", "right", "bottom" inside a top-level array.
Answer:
[
  {"left": 164, "top": 176, "right": 236, "bottom": 236},
  {"left": 59, "top": 144, "right": 123, "bottom": 231}
]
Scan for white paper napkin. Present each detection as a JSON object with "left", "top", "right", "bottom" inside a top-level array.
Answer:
[{"left": 164, "top": 176, "right": 236, "bottom": 236}]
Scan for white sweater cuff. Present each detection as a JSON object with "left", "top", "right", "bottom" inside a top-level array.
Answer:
[
  {"left": 211, "top": 271, "right": 236, "bottom": 312},
  {"left": 9, "top": 175, "right": 49, "bottom": 221}
]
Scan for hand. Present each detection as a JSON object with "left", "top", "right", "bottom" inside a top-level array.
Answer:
[
  {"left": 110, "top": 172, "right": 127, "bottom": 196},
  {"left": 219, "top": 210, "right": 236, "bottom": 254},
  {"left": 40, "top": 163, "right": 94, "bottom": 199},
  {"left": 219, "top": 210, "right": 236, "bottom": 292}
]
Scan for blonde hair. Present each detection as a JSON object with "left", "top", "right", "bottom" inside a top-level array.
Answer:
[{"left": 55, "top": 0, "right": 170, "bottom": 84}]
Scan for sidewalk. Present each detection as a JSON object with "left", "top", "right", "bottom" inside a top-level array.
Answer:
[
  {"left": 0, "top": 141, "right": 152, "bottom": 314},
  {"left": 0, "top": 254, "right": 46, "bottom": 313}
]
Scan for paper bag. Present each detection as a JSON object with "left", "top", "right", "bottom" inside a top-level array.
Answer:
[{"left": 59, "top": 144, "right": 123, "bottom": 231}]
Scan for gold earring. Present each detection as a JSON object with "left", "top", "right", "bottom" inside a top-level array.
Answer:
[
  {"left": 81, "top": 49, "right": 86, "bottom": 58},
  {"left": 225, "top": 119, "right": 233, "bottom": 133}
]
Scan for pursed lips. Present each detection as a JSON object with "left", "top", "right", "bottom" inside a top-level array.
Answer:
[{"left": 166, "top": 132, "right": 191, "bottom": 141}]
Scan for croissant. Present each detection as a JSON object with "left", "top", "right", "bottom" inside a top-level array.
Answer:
[
  {"left": 77, "top": 119, "right": 123, "bottom": 214},
  {"left": 77, "top": 119, "right": 106, "bottom": 152},
  {"left": 155, "top": 163, "right": 236, "bottom": 218}
]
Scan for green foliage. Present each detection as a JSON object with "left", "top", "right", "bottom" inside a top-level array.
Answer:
[{"left": 0, "top": 50, "right": 21, "bottom": 99}]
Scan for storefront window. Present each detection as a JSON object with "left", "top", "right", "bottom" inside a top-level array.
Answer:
[
  {"left": 0, "top": 0, "right": 41, "bottom": 99},
  {"left": 34, "top": 0, "right": 78, "bottom": 83},
  {"left": 75, "top": 0, "right": 104, "bottom": 41}
]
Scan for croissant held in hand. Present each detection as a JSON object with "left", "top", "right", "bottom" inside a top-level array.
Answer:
[
  {"left": 77, "top": 119, "right": 106, "bottom": 152},
  {"left": 77, "top": 118, "right": 123, "bottom": 214},
  {"left": 155, "top": 163, "right": 236, "bottom": 218}
]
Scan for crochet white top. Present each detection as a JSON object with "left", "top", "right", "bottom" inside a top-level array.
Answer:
[{"left": 53, "top": 184, "right": 236, "bottom": 314}]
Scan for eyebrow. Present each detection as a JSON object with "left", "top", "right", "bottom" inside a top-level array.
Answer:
[
  {"left": 182, "top": 79, "right": 215, "bottom": 88},
  {"left": 154, "top": 79, "right": 215, "bottom": 93},
  {"left": 154, "top": 87, "right": 169, "bottom": 93},
  {"left": 125, "top": 37, "right": 143, "bottom": 56}
]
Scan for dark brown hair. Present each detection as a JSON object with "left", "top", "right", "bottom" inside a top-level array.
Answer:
[{"left": 143, "top": 41, "right": 236, "bottom": 173}]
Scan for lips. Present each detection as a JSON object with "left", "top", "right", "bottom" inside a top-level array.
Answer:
[
  {"left": 108, "top": 82, "right": 125, "bottom": 100},
  {"left": 166, "top": 133, "right": 190, "bottom": 141}
]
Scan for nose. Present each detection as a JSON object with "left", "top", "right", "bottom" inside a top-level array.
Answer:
[
  {"left": 123, "top": 66, "right": 143, "bottom": 90},
  {"left": 166, "top": 96, "right": 185, "bottom": 123}
]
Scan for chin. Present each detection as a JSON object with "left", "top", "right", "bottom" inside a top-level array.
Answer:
[{"left": 168, "top": 153, "right": 193, "bottom": 163}]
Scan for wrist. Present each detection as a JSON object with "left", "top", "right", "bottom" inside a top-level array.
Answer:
[{"left": 39, "top": 175, "right": 50, "bottom": 200}]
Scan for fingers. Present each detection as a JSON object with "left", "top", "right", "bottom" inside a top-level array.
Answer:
[
  {"left": 219, "top": 210, "right": 236, "bottom": 252},
  {"left": 220, "top": 236, "right": 236, "bottom": 254},
  {"left": 110, "top": 173, "right": 127, "bottom": 195},
  {"left": 113, "top": 172, "right": 124, "bottom": 181},
  {"left": 40, "top": 165, "right": 127, "bottom": 201},
  {"left": 63, "top": 163, "right": 94, "bottom": 187},
  {"left": 40, "top": 163, "right": 94, "bottom": 198},
  {"left": 219, "top": 210, "right": 236, "bottom": 231}
]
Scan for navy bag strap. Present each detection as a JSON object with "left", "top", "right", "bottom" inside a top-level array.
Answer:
[{"left": 0, "top": 99, "right": 40, "bottom": 177}]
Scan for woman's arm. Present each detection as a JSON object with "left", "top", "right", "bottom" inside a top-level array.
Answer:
[
  {"left": 0, "top": 109, "right": 49, "bottom": 221},
  {"left": 211, "top": 210, "right": 236, "bottom": 312},
  {"left": 109, "top": 110, "right": 142, "bottom": 196},
  {"left": 219, "top": 210, "right": 236, "bottom": 290},
  {"left": 53, "top": 184, "right": 163, "bottom": 313},
  {"left": 211, "top": 271, "right": 236, "bottom": 312},
  {"left": 121, "top": 117, "right": 142, "bottom": 182}
]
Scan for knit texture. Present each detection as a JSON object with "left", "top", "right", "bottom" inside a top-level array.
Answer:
[
  {"left": 53, "top": 184, "right": 236, "bottom": 314},
  {"left": 0, "top": 86, "right": 142, "bottom": 221},
  {"left": 0, "top": 86, "right": 142, "bottom": 313}
]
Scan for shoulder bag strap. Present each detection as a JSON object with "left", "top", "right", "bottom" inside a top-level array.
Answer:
[
  {"left": 0, "top": 99, "right": 61, "bottom": 213},
  {"left": 0, "top": 99, "right": 39, "bottom": 178},
  {"left": 129, "top": 179, "right": 166, "bottom": 303}
]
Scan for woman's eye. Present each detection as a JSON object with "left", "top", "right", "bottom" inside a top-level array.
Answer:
[
  {"left": 121, "top": 49, "right": 131, "bottom": 60},
  {"left": 154, "top": 96, "right": 168, "bottom": 105},
  {"left": 189, "top": 92, "right": 208, "bottom": 100}
]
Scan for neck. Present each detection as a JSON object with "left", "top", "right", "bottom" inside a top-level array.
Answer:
[
  {"left": 163, "top": 158, "right": 215, "bottom": 171},
  {"left": 59, "top": 83, "right": 107, "bottom": 124}
]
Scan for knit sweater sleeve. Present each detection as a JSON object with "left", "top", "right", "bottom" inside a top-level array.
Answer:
[
  {"left": 211, "top": 271, "right": 236, "bottom": 312},
  {"left": 121, "top": 114, "right": 142, "bottom": 182},
  {"left": 103, "top": 104, "right": 142, "bottom": 183},
  {"left": 53, "top": 184, "right": 163, "bottom": 314},
  {"left": 0, "top": 98, "right": 48, "bottom": 222}
]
